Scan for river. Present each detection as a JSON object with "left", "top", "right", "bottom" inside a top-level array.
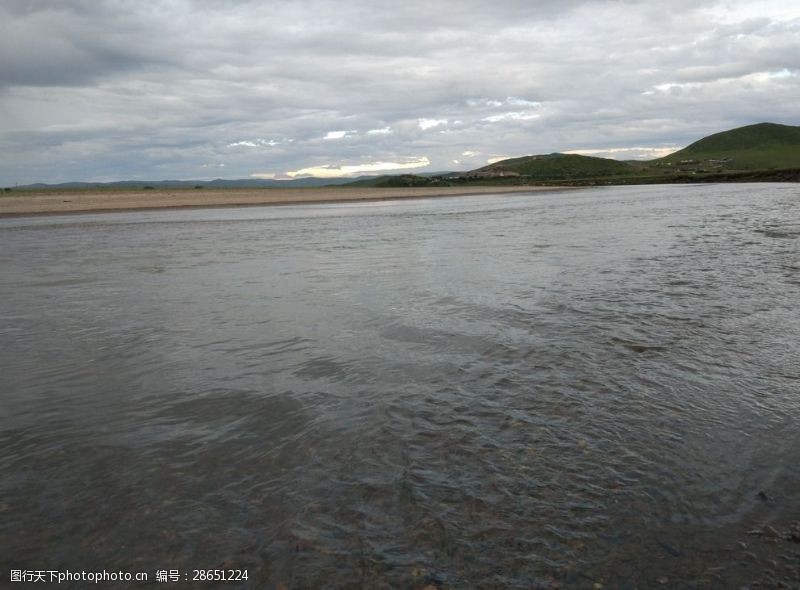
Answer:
[{"left": 1, "top": 184, "right": 799, "bottom": 588}]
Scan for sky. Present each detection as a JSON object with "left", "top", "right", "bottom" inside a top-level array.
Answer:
[{"left": 1, "top": 0, "right": 799, "bottom": 184}]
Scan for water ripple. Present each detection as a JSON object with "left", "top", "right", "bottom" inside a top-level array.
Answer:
[{"left": 1, "top": 184, "right": 799, "bottom": 587}]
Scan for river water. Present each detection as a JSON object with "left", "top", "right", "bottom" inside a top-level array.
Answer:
[{"left": 1, "top": 184, "right": 799, "bottom": 589}]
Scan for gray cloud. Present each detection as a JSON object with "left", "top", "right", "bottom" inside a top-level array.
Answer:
[{"left": 1, "top": 0, "right": 799, "bottom": 183}]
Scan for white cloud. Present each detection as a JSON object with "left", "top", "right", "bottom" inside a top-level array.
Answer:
[
  {"left": 323, "top": 130, "right": 354, "bottom": 140},
  {"left": 483, "top": 111, "right": 541, "bottom": 123},
  {"left": 564, "top": 146, "right": 681, "bottom": 159},
  {"left": 747, "top": 68, "right": 797, "bottom": 82},
  {"left": 366, "top": 126, "right": 393, "bottom": 135},
  {"left": 418, "top": 118, "right": 448, "bottom": 130},
  {"left": 468, "top": 98, "right": 503, "bottom": 107},
  {"left": 708, "top": 0, "right": 800, "bottom": 23},
  {"left": 506, "top": 97, "right": 541, "bottom": 107},
  {"left": 285, "top": 157, "right": 431, "bottom": 178},
  {"left": 227, "top": 138, "right": 281, "bottom": 148},
  {"left": 647, "top": 67, "right": 798, "bottom": 94}
]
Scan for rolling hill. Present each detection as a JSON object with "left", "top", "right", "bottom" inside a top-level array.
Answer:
[
  {"left": 471, "top": 153, "right": 637, "bottom": 180},
  {"left": 345, "top": 121, "right": 800, "bottom": 186},
  {"left": 653, "top": 122, "right": 800, "bottom": 171},
  {"left": 343, "top": 174, "right": 452, "bottom": 188}
]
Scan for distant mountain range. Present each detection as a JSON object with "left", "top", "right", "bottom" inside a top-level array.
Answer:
[
  {"left": 7, "top": 122, "right": 799, "bottom": 190},
  {"left": 11, "top": 176, "right": 363, "bottom": 190},
  {"left": 8, "top": 170, "right": 456, "bottom": 191}
]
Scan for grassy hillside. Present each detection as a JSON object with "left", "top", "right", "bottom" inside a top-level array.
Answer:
[
  {"left": 341, "top": 174, "right": 442, "bottom": 188},
  {"left": 654, "top": 122, "right": 800, "bottom": 171},
  {"left": 473, "top": 153, "right": 637, "bottom": 180},
  {"left": 341, "top": 123, "right": 800, "bottom": 187}
]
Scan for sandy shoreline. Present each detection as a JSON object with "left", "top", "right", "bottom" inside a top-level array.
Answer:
[{"left": 0, "top": 185, "right": 573, "bottom": 218}]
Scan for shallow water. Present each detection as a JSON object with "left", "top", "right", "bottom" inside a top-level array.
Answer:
[{"left": 1, "top": 184, "right": 799, "bottom": 589}]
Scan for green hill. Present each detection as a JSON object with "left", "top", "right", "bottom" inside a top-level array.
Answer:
[
  {"left": 472, "top": 153, "right": 637, "bottom": 180},
  {"left": 339, "top": 121, "right": 800, "bottom": 188},
  {"left": 342, "top": 174, "right": 439, "bottom": 188},
  {"left": 655, "top": 122, "right": 800, "bottom": 171}
]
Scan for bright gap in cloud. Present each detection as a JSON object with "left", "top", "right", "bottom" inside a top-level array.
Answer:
[
  {"left": 564, "top": 146, "right": 681, "bottom": 159},
  {"left": 467, "top": 97, "right": 540, "bottom": 108},
  {"left": 653, "top": 82, "right": 705, "bottom": 93},
  {"left": 748, "top": 68, "right": 797, "bottom": 82},
  {"left": 483, "top": 111, "right": 540, "bottom": 123},
  {"left": 323, "top": 130, "right": 355, "bottom": 140},
  {"left": 648, "top": 69, "right": 797, "bottom": 95},
  {"left": 418, "top": 118, "right": 448, "bottom": 130},
  {"left": 506, "top": 97, "right": 541, "bottom": 107},
  {"left": 275, "top": 157, "right": 431, "bottom": 178},
  {"left": 227, "top": 138, "right": 281, "bottom": 148},
  {"left": 710, "top": 0, "right": 800, "bottom": 23}
]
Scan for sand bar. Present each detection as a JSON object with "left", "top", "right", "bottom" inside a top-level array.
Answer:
[{"left": 0, "top": 185, "right": 573, "bottom": 218}]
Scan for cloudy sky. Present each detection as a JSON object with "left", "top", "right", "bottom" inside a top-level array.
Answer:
[{"left": 1, "top": 0, "right": 799, "bottom": 184}]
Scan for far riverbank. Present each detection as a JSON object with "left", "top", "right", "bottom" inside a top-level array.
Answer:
[{"left": 0, "top": 185, "right": 575, "bottom": 218}]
